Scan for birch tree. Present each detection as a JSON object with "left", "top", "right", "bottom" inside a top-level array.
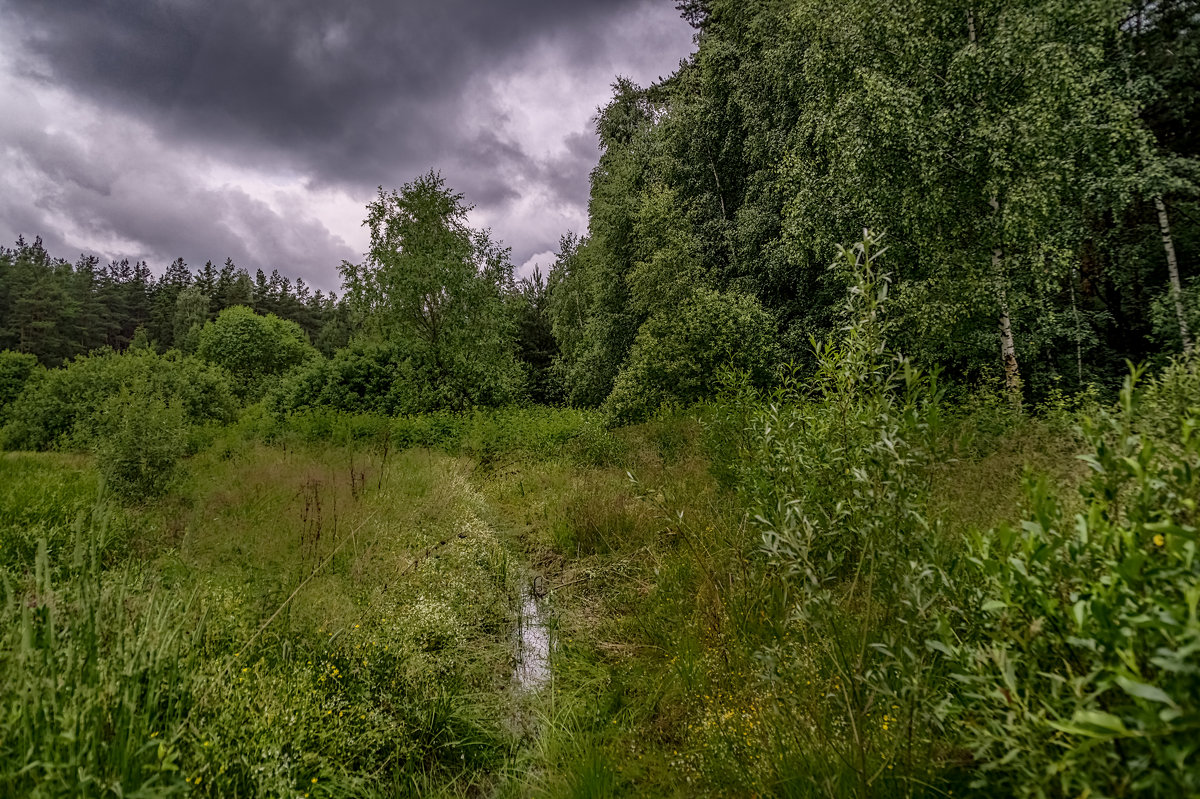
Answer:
[{"left": 340, "top": 172, "right": 524, "bottom": 410}]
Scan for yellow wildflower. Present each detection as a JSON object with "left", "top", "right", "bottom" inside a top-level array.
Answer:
[{"left": 1153, "top": 534, "right": 1166, "bottom": 547}]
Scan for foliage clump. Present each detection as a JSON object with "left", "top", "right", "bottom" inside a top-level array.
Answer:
[
  {"left": 0, "top": 350, "right": 39, "bottom": 425},
  {"left": 1, "top": 348, "right": 237, "bottom": 451},
  {"left": 947, "top": 360, "right": 1200, "bottom": 796},
  {"left": 603, "top": 288, "right": 777, "bottom": 425},
  {"left": 272, "top": 341, "right": 445, "bottom": 417},
  {"left": 92, "top": 382, "right": 188, "bottom": 499},
  {"left": 196, "top": 305, "right": 316, "bottom": 398}
]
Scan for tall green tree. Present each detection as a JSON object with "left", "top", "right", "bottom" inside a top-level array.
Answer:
[
  {"left": 196, "top": 305, "right": 316, "bottom": 397},
  {"left": 567, "top": 0, "right": 1198, "bottom": 402},
  {"left": 514, "top": 267, "right": 560, "bottom": 404},
  {"left": 547, "top": 80, "right": 670, "bottom": 406},
  {"left": 340, "top": 171, "right": 524, "bottom": 410},
  {"left": 173, "top": 285, "right": 209, "bottom": 354},
  {"left": 1, "top": 239, "right": 79, "bottom": 365},
  {"left": 149, "top": 257, "right": 191, "bottom": 349}
]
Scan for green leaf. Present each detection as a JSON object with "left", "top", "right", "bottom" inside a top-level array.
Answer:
[
  {"left": 1072, "top": 599, "right": 1088, "bottom": 629},
  {"left": 924, "top": 639, "right": 954, "bottom": 657},
  {"left": 1116, "top": 676, "right": 1177, "bottom": 707},
  {"left": 981, "top": 600, "right": 1007, "bottom": 613},
  {"left": 1050, "top": 710, "right": 1129, "bottom": 739}
]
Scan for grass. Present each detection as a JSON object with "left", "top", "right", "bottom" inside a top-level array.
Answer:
[
  {"left": 0, "top": 452, "right": 138, "bottom": 568},
  {"left": 0, "top": 436, "right": 523, "bottom": 796},
  {"left": 475, "top": 407, "right": 1093, "bottom": 797},
  {"left": 0, "top": 402, "right": 1092, "bottom": 797}
]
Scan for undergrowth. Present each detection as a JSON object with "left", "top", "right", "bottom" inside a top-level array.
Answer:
[{"left": 1, "top": 240, "right": 1196, "bottom": 797}]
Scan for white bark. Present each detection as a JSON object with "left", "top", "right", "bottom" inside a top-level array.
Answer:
[
  {"left": 1155, "top": 195, "right": 1193, "bottom": 353},
  {"left": 971, "top": 13, "right": 1023, "bottom": 403},
  {"left": 995, "top": 255, "right": 1023, "bottom": 402},
  {"left": 1070, "top": 270, "right": 1083, "bottom": 382},
  {"left": 991, "top": 198, "right": 1023, "bottom": 404}
]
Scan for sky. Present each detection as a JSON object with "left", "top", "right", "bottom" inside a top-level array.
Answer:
[{"left": 0, "top": 0, "right": 695, "bottom": 291}]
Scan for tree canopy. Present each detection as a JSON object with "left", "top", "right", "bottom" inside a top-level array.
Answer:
[{"left": 340, "top": 172, "right": 525, "bottom": 411}]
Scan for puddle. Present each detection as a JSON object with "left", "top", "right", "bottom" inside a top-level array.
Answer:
[{"left": 513, "top": 579, "right": 550, "bottom": 692}]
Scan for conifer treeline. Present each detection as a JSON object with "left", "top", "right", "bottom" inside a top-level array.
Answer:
[{"left": 0, "top": 236, "right": 351, "bottom": 366}]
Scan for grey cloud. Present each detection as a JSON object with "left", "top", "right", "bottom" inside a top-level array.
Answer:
[
  {"left": 540, "top": 129, "right": 602, "bottom": 209},
  {"left": 7, "top": 0, "right": 655, "bottom": 185},
  {"left": 0, "top": 0, "right": 693, "bottom": 288},
  {"left": 0, "top": 119, "right": 355, "bottom": 288}
]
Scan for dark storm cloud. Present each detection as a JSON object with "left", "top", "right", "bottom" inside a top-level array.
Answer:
[
  {"left": 8, "top": 0, "right": 653, "bottom": 185},
  {"left": 0, "top": 0, "right": 693, "bottom": 287},
  {"left": 0, "top": 115, "right": 356, "bottom": 286},
  {"left": 541, "top": 130, "right": 602, "bottom": 209}
]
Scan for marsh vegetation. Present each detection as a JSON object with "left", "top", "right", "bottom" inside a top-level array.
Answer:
[{"left": 2, "top": 1, "right": 1199, "bottom": 795}]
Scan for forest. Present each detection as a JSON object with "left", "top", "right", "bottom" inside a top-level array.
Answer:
[{"left": 1, "top": 0, "right": 1198, "bottom": 797}]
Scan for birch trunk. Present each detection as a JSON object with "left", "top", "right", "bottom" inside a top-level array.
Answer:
[
  {"left": 1070, "top": 270, "right": 1083, "bottom": 382},
  {"left": 991, "top": 198, "right": 1022, "bottom": 405},
  {"left": 1155, "top": 195, "right": 1193, "bottom": 353},
  {"left": 995, "top": 250, "right": 1023, "bottom": 402},
  {"left": 971, "top": 12, "right": 1023, "bottom": 404}
]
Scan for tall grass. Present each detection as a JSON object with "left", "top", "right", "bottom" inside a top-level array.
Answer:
[
  {"left": 3, "top": 240, "right": 1194, "bottom": 796},
  {"left": 1, "top": 442, "right": 526, "bottom": 797},
  {"left": 0, "top": 515, "right": 201, "bottom": 797}
]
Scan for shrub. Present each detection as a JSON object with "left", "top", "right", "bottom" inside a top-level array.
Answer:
[
  {"left": 270, "top": 341, "right": 429, "bottom": 416},
  {"left": 0, "top": 350, "right": 39, "bottom": 425},
  {"left": 1148, "top": 283, "right": 1200, "bottom": 357},
  {"left": 271, "top": 336, "right": 526, "bottom": 417},
  {"left": 721, "top": 234, "right": 1200, "bottom": 796},
  {"left": 603, "top": 288, "right": 777, "bottom": 425},
  {"left": 1135, "top": 352, "right": 1200, "bottom": 442},
  {"left": 699, "top": 234, "right": 954, "bottom": 795},
  {"left": 93, "top": 383, "right": 189, "bottom": 500},
  {"left": 0, "top": 349, "right": 237, "bottom": 451},
  {"left": 197, "top": 305, "right": 316, "bottom": 397},
  {"left": 712, "top": 235, "right": 942, "bottom": 582},
  {"left": 947, "top": 363, "right": 1200, "bottom": 797}
]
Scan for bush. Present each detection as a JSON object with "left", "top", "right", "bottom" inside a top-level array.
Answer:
[
  {"left": 271, "top": 337, "right": 525, "bottom": 417},
  {"left": 270, "top": 341, "right": 429, "bottom": 416},
  {"left": 0, "top": 349, "right": 237, "bottom": 451},
  {"left": 0, "top": 350, "right": 39, "bottom": 425},
  {"left": 93, "top": 383, "right": 189, "bottom": 500},
  {"left": 698, "top": 234, "right": 955, "bottom": 795},
  {"left": 1135, "top": 352, "right": 1200, "bottom": 442},
  {"left": 946, "top": 363, "right": 1200, "bottom": 797},
  {"left": 603, "top": 288, "right": 777, "bottom": 425},
  {"left": 197, "top": 305, "right": 316, "bottom": 398},
  {"left": 1148, "top": 283, "right": 1200, "bottom": 357}
]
